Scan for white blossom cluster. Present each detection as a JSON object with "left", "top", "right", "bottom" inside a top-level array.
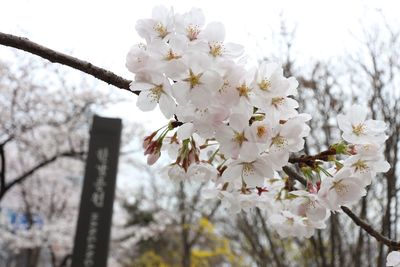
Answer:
[{"left": 126, "top": 6, "right": 390, "bottom": 239}]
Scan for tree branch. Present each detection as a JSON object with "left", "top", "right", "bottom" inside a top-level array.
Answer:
[
  {"left": 289, "top": 147, "right": 337, "bottom": 167},
  {"left": 0, "top": 32, "right": 137, "bottom": 94},
  {"left": 188, "top": 200, "right": 221, "bottom": 247},
  {"left": 0, "top": 145, "right": 5, "bottom": 196},
  {"left": 283, "top": 165, "right": 400, "bottom": 249},
  {"left": 255, "top": 208, "right": 284, "bottom": 267},
  {"left": 0, "top": 151, "right": 85, "bottom": 200},
  {"left": 341, "top": 206, "right": 400, "bottom": 249},
  {"left": 282, "top": 166, "right": 307, "bottom": 186}
]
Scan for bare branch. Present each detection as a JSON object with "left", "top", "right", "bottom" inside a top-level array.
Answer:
[
  {"left": 255, "top": 208, "right": 284, "bottom": 267},
  {"left": 0, "top": 145, "right": 5, "bottom": 195},
  {"left": 188, "top": 200, "right": 221, "bottom": 247},
  {"left": 0, "top": 151, "right": 85, "bottom": 200},
  {"left": 282, "top": 165, "right": 307, "bottom": 186},
  {"left": 289, "top": 147, "right": 337, "bottom": 167},
  {"left": 0, "top": 32, "right": 137, "bottom": 94},
  {"left": 341, "top": 207, "right": 400, "bottom": 249}
]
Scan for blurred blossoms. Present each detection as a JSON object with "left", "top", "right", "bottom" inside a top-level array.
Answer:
[
  {"left": 126, "top": 6, "right": 390, "bottom": 239},
  {"left": 387, "top": 251, "right": 400, "bottom": 267}
]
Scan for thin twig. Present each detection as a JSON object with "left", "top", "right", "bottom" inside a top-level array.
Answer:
[
  {"left": 0, "top": 145, "right": 5, "bottom": 196},
  {"left": 0, "top": 32, "right": 137, "bottom": 94},
  {"left": 282, "top": 166, "right": 307, "bottom": 186},
  {"left": 255, "top": 208, "right": 284, "bottom": 267},
  {"left": 289, "top": 147, "right": 337, "bottom": 167},
  {"left": 0, "top": 151, "right": 85, "bottom": 200}
]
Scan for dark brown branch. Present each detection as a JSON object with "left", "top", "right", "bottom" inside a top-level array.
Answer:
[
  {"left": 341, "top": 206, "right": 400, "bottom": 249},
  {"left": 289, "top": 147, "right": 337, "bottom": 167},
  {"left": 0, "top": 32, "right": 138, "bottom": 94},
  {"left": 282, "top": 166, "right": 307, "bottom": 186},
  {"left": 0, "top": 145, "right": 5, "bottom": 196},
  {"left": 0, "top": 151, "right": 85, "bottom": 200},
  {"left": 283, "top": 165, "right": 400, "bottom": 249}
]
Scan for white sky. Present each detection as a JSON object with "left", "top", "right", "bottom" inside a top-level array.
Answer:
[{"left": 1, "top": 0, "right": 399, "bottom": 123}]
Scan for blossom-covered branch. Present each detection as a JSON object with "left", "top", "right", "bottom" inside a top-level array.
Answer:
[
  {"left": 0, "top": 32, "right": 135, "bottom": 94},
  {"left": 125, "top": 6, "right": 392, "bottom": 247}
]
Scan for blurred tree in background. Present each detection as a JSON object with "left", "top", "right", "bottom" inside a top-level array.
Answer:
[{"left": 0, "top": 56, "right": 142, "bottom": 267}]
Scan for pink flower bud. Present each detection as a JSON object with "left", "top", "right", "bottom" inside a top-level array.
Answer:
[
  {"left": 147, "top": 151, "right": 161, "bottom": 165},
  {"left": 143, "top": 132, "right": 157, "bottom": 149},
  {"left": 144, "top": 140, "right": 159, "bottom": 155},
  {"left": 307, "top": 181, "right": 317, "bottom": 194}
]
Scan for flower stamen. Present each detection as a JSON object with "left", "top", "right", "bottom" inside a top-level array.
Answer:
[
  {"left": 209, "top": 42, "right": 224, "bottom": 57},
  {"left": 237, "top": 83, "right": 251, "bottom": 98},
  {"left": 352, "top": 124, "right": 365, "bottom": 136},
  {"left": 271, "top": 134, "right": 287, "bottom": 148},
  {"left": 150, "top": 85, "right": 164, "bottom": 102},
  {"left": 183, "top": 69, "right": 202, "bottom": 89},
  {"left": 154, "top": 22, "right": 169, "bottom": 38},
  {"left": 186, "top": 25, "right": 200, "bottom": 41},
  {"left": 352, "top": 159, "right": 369, "bottom": 173},
  {"left": 233, "top": 131, "right": 248, "bottom": 146},
  {"left": 165, "top": 49, "right": 181, "bottom": 61},
  {"left": 271, "top": 97, "right": 285, "bottom": 107},
  {"left": 331, "top": 180, "right": 349, "bottom": 196},
  {"left": 257, "top": 125, "right": 267, "bottom": 138},
  {"left": 258, "top": 78, "right": 271, "bottom": 91}
]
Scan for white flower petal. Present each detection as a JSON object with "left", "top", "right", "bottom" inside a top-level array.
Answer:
[
  {"left": 200, "top": 21, "right": 226, "bottom": 42},
  {"left": 159, "top": 94, "right": 176, "bottom": 118},
  {"left": 177, "top": 123, "right": 194, "bottom": 140},
  {"left": 136, "top": 90, "right": 158, "bottom": 111}
]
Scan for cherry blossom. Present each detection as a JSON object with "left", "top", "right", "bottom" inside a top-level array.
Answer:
[
  {"left": 337, "top": 104, "right": 388, "bottom": 145},
  {"left": 127, "top": 5, "right": 390, "bottom": 241},
  {"left": 215, "top": 113, "right": 259, "bottom": 160},
  {"left": 221, "top": 156, "right": 273, "bottom": 187},
  {"left": 174, "top": 8, "right": 205, "bottom": 42},
  {"left": 197, "top": 21, "right": 244, "bottom": 61},
  {"left": 290, "top": 190, "right": 328, "bottom": 222},
  {"left": 130, "top": 72, "right": 176, "bottom": 118},
  {"left": 318, "top": 168, "right": 366, "bottom": 211},
  {"left": 344, "top": 148, "right": 390, "bottom": 186},
  {"left": 135, "top": 6, "right": 175, "bottom": 43},
  {"left": 270, "top": 211, "right": 312, "bottom": 238}
]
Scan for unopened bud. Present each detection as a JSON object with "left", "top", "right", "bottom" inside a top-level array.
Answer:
[{"left": 147, "top": 151, "right": 161, "bottom": 165}]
